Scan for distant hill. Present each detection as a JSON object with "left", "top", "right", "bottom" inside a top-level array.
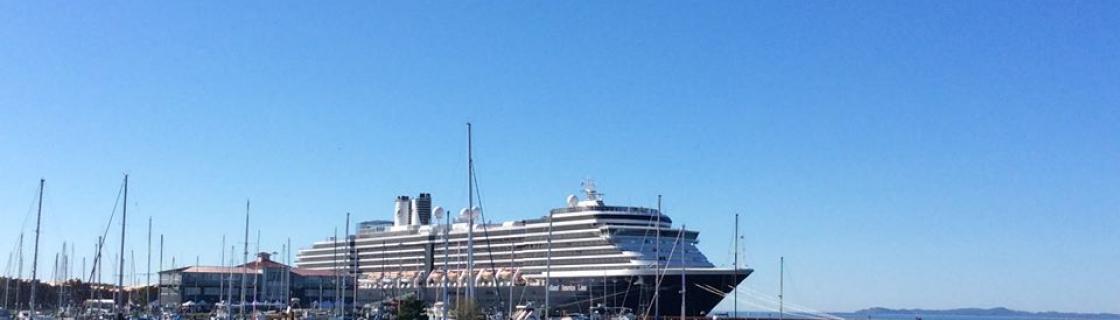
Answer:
[{"left": 849, "top": 307, "right": 1120, "bottom": 319}]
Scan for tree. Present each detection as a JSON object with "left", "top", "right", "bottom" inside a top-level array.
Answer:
[
  {"left": 452, "top": 299, "right": 484, "bottom": 320},
  {"left": 397, "top": 296, "right": 429, "bottom": 320}
]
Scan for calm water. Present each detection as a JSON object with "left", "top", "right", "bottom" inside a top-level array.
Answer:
[
  {"left": 723, "top": 312, "right": 1120, "bottom": 320},
  {"left": 832, "top": 314, "right": 1120, "bottom": 320}
]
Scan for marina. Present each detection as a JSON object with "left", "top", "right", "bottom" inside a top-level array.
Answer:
[{"left": 2, "top": 126, "right": 758, "bottom": 320}]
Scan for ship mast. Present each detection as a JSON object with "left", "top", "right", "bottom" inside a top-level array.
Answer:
[{"left": 29, "top": 179, "right": 44, "bottom": 320}]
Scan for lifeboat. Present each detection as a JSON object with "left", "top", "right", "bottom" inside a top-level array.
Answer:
[{"left": 426, "top": 270, "right": 445, "bottom": 286}]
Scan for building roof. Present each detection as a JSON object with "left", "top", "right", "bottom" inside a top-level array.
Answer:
[{"left": 160, "top": 251, "right": 337, "bottom": 277}]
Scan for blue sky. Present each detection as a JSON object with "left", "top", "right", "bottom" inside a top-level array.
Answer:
[{"left": 1, "top": 0, "right": 1118, "bottom": 314}]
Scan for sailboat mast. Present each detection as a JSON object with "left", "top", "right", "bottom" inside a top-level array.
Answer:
[
  {"left": 733, "top": 213, "right": 739, "bottom": 319},
  {"left": 253, "top": 230, "right": 259, "bottom": 315},
  {"left": 118, "top": 174, "right": 128, "bottom": 312},
  {"left": 147, "top": 216, "right": 152, "bottom": 310},
  {"left": 287, "top": 237, "right": 292, "bottom": 305},
  {"left": 52, "top": 253, "right": 58, "bottom": 311},
  {"left": 680, "top": 224, "right": 686, "bottom": 320},
  {"left": 465, "top": 122, "right": 475, "bottom": 300},
  {"left": 220, "top": 235, "right": 226, "bottom": 305},
  {"left": 240, "top": 200, "right": 249, "bottom": 319},
  {"left": 2, "top": 245, "right": 10, "bottom": 309},
  {"left": 441, "top": 213, "right": 450, "bottom": 320},
  {"left": 543, "top": 209, "right": 554, "bottom": 318},
  {"left": 345, "top": 212, "right": 351, "bottom": 313},
  {"left": 779, "top": 256, "right": 784, "bottom": 320},
  {"left": 29, "top": 179, "right": 44, "bottom": 319},
  {"left": 15, "top": 234, "right": 23, "bottom": 311},
  {"left": 227, "top": 245, "right": 234, "bottom": 320},
  {"left": 655, "top": 195, "right": 662, "bottom": 320},
  {"left": 332, "top": 228, "right": 338, "bottom": 316},
  {"left": 158, "top": 234, "right": 163, "bottom": 309}
]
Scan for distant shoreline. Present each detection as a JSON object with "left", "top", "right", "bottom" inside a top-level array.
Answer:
[{"left": 836, "top": 307, "right": 1120, "bottom": 320}]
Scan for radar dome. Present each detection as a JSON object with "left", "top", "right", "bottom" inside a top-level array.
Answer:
[
  {"left": 433, "top": 206, "right": 445, "bottom": 220},
  {"left": 566, "top": 194, "right": 579, "bottom": 208}
]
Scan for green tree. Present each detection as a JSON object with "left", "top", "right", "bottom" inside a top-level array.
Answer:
[
  {"left": 397, "top": 296, "right": 429, "bottom": 320},
  {"left": 451, "top": 299, "right": 484, "bottom": 320}
]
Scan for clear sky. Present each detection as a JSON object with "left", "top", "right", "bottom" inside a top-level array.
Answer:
[{"left": 1, "top": 0, "right": 1118, "bottom": 314}]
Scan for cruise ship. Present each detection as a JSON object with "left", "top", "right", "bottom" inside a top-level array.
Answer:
[{"left": 296, "top": 183, "right": 751, "bottom": 317}]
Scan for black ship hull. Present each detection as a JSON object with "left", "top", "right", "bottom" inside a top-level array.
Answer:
[{"left": 354, "top": 269, "right": 751, "bottom": 317}]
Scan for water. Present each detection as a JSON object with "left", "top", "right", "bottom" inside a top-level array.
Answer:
[
  {"left": 831, "top": 314, "right": 1120, "bottom": 320},
  {"left": 719, "top": 312, "right": 1120, "bottom": 320}
]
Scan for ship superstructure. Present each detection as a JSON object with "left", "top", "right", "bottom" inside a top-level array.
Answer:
[{"left": 296, "top": 183, "right": 750, "bottom": 317}]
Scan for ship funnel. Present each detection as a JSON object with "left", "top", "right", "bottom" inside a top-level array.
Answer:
[
  {"left": 416, "top": 193, "right": 433, "bottom": 225},
  {"left": 394, "top": 195, "right": 412, "bottom": 226}
]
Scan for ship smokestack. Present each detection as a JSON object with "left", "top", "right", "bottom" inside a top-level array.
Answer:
[
  {"left": 394, "top": 195, "right": 412, "bottom": 226},
  {"left": 409, "top": 197, "right": 420, "bottom": 226},
  {"left": 416, "top": 193, "right": 433, "bottom": 225}
]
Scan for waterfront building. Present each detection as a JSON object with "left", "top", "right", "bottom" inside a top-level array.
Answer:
[{"left": 158, "top": 252, "right": 345, "bottom": 308}]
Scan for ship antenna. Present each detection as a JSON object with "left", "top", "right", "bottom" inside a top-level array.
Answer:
[{"left": 582, "top": 179, "right": 603, "bottom": 202}]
